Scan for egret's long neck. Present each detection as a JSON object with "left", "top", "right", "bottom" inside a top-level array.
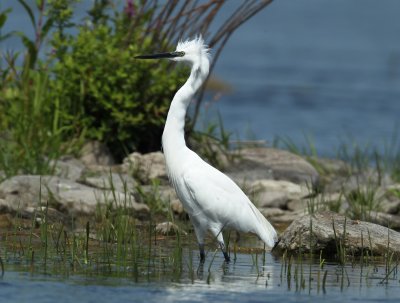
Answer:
[{"left": 162, "top": 58, "right": 209, "bottom": 153}]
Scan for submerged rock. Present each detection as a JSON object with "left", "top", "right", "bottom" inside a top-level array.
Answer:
[{"left": 274, "top": 212, "right": 400, "bottom": 257}]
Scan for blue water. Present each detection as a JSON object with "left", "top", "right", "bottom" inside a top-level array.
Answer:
[
  {"left": 210, "top": 0, "right": 400, "bottom": 156},
  {"left": 1, "top": 0, "right": 400, "bottom": 157},
  {"left": 1, "top": 253, "right": 400, "bottom": 303}
]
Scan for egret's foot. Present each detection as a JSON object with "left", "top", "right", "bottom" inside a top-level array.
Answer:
[
  {"left": 223, "top": 251, "right": 231, "bottom": 263},
  {"left": 196, "top": 262, "right": 205, "bottom": 279},
  {"left": 219, "top": 242, "right": 230, "bottom": 263}
]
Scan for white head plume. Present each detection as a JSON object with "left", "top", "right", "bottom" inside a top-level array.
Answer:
[{"left": 173, "top": 35, "right": 211, "bottom": 63}]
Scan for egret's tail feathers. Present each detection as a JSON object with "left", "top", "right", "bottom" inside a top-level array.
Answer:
[
  {"left": 248, "top": 203, "right": 278, "bottom": 248},
  {"left": 258, "top": 218, "right": 278, "bottom": 248}
]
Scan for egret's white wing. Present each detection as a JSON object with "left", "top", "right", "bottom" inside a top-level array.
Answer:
[{"left": 182, "top": 160, "right": 277, "bottom": 247}]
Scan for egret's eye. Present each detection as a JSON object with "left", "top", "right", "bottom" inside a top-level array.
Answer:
[{"left": 177, "top": 51, "right": 185, "bottom": 57}]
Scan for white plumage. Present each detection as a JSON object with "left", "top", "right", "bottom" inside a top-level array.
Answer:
[{"left": 136, "top": 36, "right": 278, "bottom": 262}]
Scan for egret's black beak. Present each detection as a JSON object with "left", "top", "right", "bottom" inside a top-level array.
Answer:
[{"left": 135, "top": 51, "right": 184, "bottom": 60}]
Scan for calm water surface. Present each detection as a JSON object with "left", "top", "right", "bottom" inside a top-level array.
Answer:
[
  {"left": 209, "top": 0, "right": 400, "bottom": 156},
  {"left": 1, "top": 251, "right": 400, "bottom": 303}
]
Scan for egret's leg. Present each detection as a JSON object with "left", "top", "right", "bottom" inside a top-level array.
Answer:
[
  {"left": 199, "top": 243, "right": 205, "bottom": 263},
  {"left": 216, "top": 232, "right": 230, "bottom": 262},
  {"left": 192, "top": 224, "right": 206, "bottom": 262},
  {"left": 219, "top": 242, "right": 230, "bottom": 262}
]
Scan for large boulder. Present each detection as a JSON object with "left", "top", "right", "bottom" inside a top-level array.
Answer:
[
  {"left": 226, "top": 147, "right": 319, "bottom": 187},
  {"left": 274, "top": 212, "right": 400, "bottom": 257},
  {"left": 0, "top": 175, "right": 149, "bottom": 217}
]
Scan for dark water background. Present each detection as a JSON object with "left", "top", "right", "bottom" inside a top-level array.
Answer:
[
  {"left": 210, "top": 0, "right": 400, "bottom": 156},
  {"left": 2, "top": 0, "right": 400, "bottom": 157}
]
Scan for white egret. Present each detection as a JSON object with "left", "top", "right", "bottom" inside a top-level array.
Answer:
[{"left": 135, "top": 36, "right": 278, "bottom": 262}]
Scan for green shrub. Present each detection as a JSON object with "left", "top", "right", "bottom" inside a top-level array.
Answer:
[
  {"left": 1, "top": 0, "right": 272, "bottom": 175},
  {"left": 0, "top": 1, "right": 187, "bottom": 172},
  {"left": 48, "top": 4, "right": 187, "bottom": 161}
]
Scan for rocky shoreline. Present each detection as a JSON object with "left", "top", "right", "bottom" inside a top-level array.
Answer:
[{"left": 1, "top": 141, "right": 400, "bottom": 256}]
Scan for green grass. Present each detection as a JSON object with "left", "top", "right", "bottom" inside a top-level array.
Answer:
[{"left": 0, "top": 173, "right": 190, "bottom": 280}]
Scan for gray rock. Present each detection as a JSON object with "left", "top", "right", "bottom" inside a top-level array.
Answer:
[
  {"left": 380, "top": 198, "right": 400, "bottom": 214},
  {"left": 325, "top": 170, "right": 393, "bottom": 194},
  {"left": 275, "top": 212, "right": 303, "bottom": 226},
  {"left": 170, "top": 199, "right": 184, "bottom": 216},
  {"left": 21, "top": 206, "right": 69, "bottom": 225},
  {"left": 382, "top": 185, "right": 400, "bottom": 214},
  {"left": 260, "top": 207, "right": 286, "bottom": 218},
  {"left": 81, "top": 172, "right": 136, "bottom": 193},
  {"left": 0, "top": 213, "right": 14, "bottom": 228},
  {"left": 80, "top": 141, "right": 115, "bottom": 166},
  {"left": 286, "top": 199, "right": 308, "bottom": 212},
  {"left": 368, "top": 211, "right": 400, "bottom": 230},
  {"left": 158, "top": 186, "right": 178, "bottom": 202},
  {"left": 226, "top": 147, "right": 319, "bottom": 186},
  {"left": 51, "top": 156, "right": 85, "bottom": 181},
  {"left": 0, "top": 175, "right": 149, "bottom": 217},
  {"left": 155, "top": 221, "right": 187, "bottom": 235},
  {"left": 274, "top": 212, "right": 400, "bottom": 257},
  {"left": 0, "top": 198, "right": 7, "bottom": 213},
  {"left": 264, "top": 209, "right": 306, "bottom": 225},
  {"left": 122, "top": 152, "right": 167, "bottom": 183},
  {"left": 308, "top": 157, "right": 350, "bottom": 176},
  {"left": 250, "top": 179, "right": 310, "bottom": 209},
  {"left": 286, "top": 192, "right": 347, "bottom": 213},
  {"left": 258, "top": 191, "right": 289, "bottom": 209},
  {"left": 387, "top": 184, "right": 400, "bottom": 191}
]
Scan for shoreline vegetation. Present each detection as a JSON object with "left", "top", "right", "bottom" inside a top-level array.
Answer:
[{"left": 1, "top": 0, "right": 400, "bottom": 288}]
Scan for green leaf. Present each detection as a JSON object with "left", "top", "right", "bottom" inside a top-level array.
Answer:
[
  {"left": 15, "top": 32, "right": 38, "bottom": 67},
  {"left": 0, "top": 31, "right": 15, "bottom": 43},
  {"left": 41, "top": 18, "right": 54, "bottom": 40},
  {"left": 0, "top": 8, "right": 12, "bottom": 28},
  {"left": 36, "top": 0, "right": 44, "bottom": 9},
  {"left": 17, "top": 0, "right": 37, "bottom": 30}
]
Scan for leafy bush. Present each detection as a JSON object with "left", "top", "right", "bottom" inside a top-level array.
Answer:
[
  {"left": 49, "top": 9, "right": 187, "bottom": 160},
  {"left": 1, "top": 1, "right": 187, "bottom": 168}
]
